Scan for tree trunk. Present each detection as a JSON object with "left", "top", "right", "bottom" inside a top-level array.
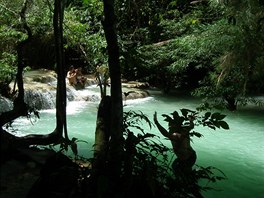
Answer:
[
  {"left": 53, "top": 0, "right": 68, "bottom": 140},
  {"left": 93, "top": 96, "right": 111, "bottom": 174},
  {"left": 102, "top": 0, "right": 124, "bottom": 182}
]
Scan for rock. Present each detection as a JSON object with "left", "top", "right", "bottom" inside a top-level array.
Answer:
[
  {"left": 23, "top": 69, "right": 57, "bottom": 84},
  {"left": 122, "top": 81, "right": 150, "bottom": 89},
  {"left": 123, "top": 90, "right": 150, "bottom": 100},
  {"left": 24, "top": 89, "right": 57, "bottom": 110},
  {"left": 0, "top": 96, "right": 13, "bottom": 114},
  {"left": 14, "top": 69, "right": 99, "bottom": 110},
  {"left": 3, "top": 69, "right": 151, "bottom": 111}
]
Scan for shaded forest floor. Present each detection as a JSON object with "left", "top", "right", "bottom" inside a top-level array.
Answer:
[
  {"left": 0, "top": 147, "right": 91, "bottom": 198},
  {"left": 0, "top": 148, "right": 44, "bottom": 198},
  {"left": 0, "top": 147, "right": 72, "bottom": 198},
  {"left": 0, "top": 157, "right": 41, "bottom": 198}
]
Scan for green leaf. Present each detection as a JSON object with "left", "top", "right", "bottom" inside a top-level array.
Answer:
[
  {"left": 214, "top": 121, "right": 220, "bottom": 128},
  {"left": 219, "top": 121, "right": 229, "bottom": 130},
  {"left": 83, "top": 0, "right": 90, "bottom": 5},
  {"left": 162, "top": 114, "right": 173, "bottom": 123},
  {"left": 208, "top": 125, "right": 216, "bottom": 130},
  {"left": 171, "top": 111, "right": 180, "bottom": 119},
  {"left": 211, "top": 112, "right": 226, "bottom": 120},
  {"left": 180, "top": 109, "right": 189, "bottom": 117},
  {"left": 216, "top": 114, "right": 226, "bottom": 120},
  {"left": 204, "top": 112, "right": 211, "bottom": 118},
  {"left": 71, "top": 142, "right": 78, "bottom": 156}
]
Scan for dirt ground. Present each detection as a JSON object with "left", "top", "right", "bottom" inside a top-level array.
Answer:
[
  {"left": 0, "top": 148, "right": 57, "bottom": 198},
  {"left": 0, "top": 159, "right": 41, "bottom": 198}
]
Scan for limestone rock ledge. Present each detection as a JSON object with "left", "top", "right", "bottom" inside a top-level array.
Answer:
[
  {"left": 8, "top": 69, "right": 100, "bottom": 111},
  {"left": 1, "top": 69, "right": 151, "bottom": 112}
]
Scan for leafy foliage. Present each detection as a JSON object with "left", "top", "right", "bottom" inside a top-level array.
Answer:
[
  {"left": 0, "top": 52, "right": 17, "bottom": 97},
  {"left": 119, "top": 2, "right": 228, "bottom": 91},
  {"left": 0, "top": 52, "right": 17, "bottom": 81},
  {"left": 192, "top": 0, "right": 264, "bottom": 109},
  {"left": 122, "top": 109, "right": 228, "bottom": 197},
  {"left": 116, "top": 0, "right": 264, "bottom": 110},
  {"left": 160, "top": 108, "right": 229, "bottom": 139},
  {"left": 1, "top": 0, "right": 263, "bottom": 109},
  {"left": 63, "top": 1, "right": 106, "bottom": 72}
]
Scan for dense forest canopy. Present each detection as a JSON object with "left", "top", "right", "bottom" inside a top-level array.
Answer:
[
  {"left": 0, "top": 0, "right": 263, "bottom": 197},
  {"left": 1, "top": 0, "right": 264, "bottom": 109}
]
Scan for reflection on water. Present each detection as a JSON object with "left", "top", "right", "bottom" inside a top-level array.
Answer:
[{"left": 10, "top": 88, "right": 264, "bottom": 198}]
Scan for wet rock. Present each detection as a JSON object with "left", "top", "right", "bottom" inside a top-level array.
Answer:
[
  {"left": 123, "top": 81, "right": 150, "bottom": 89},
  {"left": 123, "top": 90, "right": 150, "bottom": 100},
  {"left": 24, "top": 89, "right": 56, "bottom": 110},
  {"left": 0, "top": 96, "right": 13, "bottom": 114},
  {"left": 3, "top": 69, "right": 152, "bottom": 111},
  {"left": 23, "top": 69, "right": 57, "bottom": 84}
]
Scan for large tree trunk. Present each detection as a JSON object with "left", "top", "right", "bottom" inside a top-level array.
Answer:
[{"left": 102, "top": 0, "right": 124, "bottom": 181}]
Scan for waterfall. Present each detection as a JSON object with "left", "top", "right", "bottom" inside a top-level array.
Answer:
[
  {"left": 23, "top": 86, "right": 101, "bottom": 110},
  {"left": 24, "top": 89, "right": 57, "bottom": 110}
]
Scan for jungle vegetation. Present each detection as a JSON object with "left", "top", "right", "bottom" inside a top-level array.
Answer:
[
  {"left": 0, "top": 0, "right": 263, "bottom": 197},
  {"left": 1, "top": 0, "right": 264, "bottom": 109}
]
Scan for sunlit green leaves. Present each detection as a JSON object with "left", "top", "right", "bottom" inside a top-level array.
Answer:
[{"left": 0, "top": 52, "right": 17, "bottom": 83}]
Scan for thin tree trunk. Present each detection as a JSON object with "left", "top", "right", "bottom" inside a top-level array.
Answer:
[
  {"left": 102, "top": 0, "right": 124, "bottom": 181},
  {"left": 54, "top": 0, "right": 68, "bottom": 140}
]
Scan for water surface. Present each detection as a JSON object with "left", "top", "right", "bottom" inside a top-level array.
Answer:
[{"left": 11, "top": 87, "right": 264, "bottom": 198}]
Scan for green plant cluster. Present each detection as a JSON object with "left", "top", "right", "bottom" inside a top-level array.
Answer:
[
  {"left": 121, "top": 109, "right": 228, "bottom": 197},
  {"left": 1, "top": 0, "right": 263, "bottom": 109},
  {"left": 117, "top": 0, "right": 264, "bottom": 109}
]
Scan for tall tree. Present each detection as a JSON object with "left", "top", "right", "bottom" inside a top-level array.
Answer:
[
  {"left": 102, "top": 0, "right": 124, "bottom": 183},
  {"left": 53, "top": 0, "right": 69, "bottom": 141},
  {"left": 91, "top": 1, "right": 124, "bottom": 196}
]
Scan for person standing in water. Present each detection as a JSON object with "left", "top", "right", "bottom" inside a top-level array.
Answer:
[
  {"left": 153, "top": 111, "right": 197, "bottom": 176},
  {"left": 75, "top": 67, "right": 86, "bottom": 87},
  {"left": 67, "top": 65, "right": 77, "bottom": 86}
]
